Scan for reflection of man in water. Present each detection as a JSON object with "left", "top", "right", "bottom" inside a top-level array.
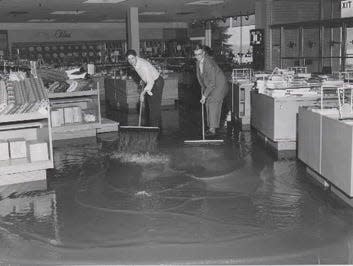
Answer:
[{"left": 194, "top": 45, "right": 229, "bottom": 136}]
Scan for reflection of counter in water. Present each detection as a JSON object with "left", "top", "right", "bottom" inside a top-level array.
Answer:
[{"left": 0, "top": 180, "right": 59, "bottom": 244}]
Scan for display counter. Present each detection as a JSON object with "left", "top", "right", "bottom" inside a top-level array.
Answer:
[
  {"left": 0, "top": 110, "right": 53, "bottom": 185},
  {"left": 251, "top": 91, "right": 319, "bottom": 151},
  {"left": 230, "top": 80, "right": 253, "bottom": 130},
  {"left": 105, "top": 75, "right": 179, "bottom": 112},
  {"left": 298, "top": 107, "right": 353, "bottom": 204}
]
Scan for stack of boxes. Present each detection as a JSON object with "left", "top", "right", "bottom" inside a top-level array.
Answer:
[
  {"left": 0, "top": 138, "right": 48, "bottom": 162},
  {"left": 51, "top": 106, "right": 84, "bottom": 127}
]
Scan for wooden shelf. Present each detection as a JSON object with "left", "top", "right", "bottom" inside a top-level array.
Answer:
[
  {"left": 49, "top": 83, "right": 101, "bottom": 140},
  {"left": 51, "top": 122, "right": 100, "bottom": 133},
  {"left": 48, "top": 90, "right": 98, "bottom": 99},
  {"left": 0, "top": 111, "right": 48, "bottom": 123}
]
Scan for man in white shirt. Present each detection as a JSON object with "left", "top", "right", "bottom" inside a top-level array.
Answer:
[{"left": 126, "top": 49, "right": 164, "bottom": 128}]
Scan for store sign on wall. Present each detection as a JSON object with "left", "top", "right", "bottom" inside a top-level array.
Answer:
[
  {"left": 341, "top": 0, "right": 353, "bottom": 18},
  {"left": 54, "top": 30, "right": 72, "bottom": 39}
]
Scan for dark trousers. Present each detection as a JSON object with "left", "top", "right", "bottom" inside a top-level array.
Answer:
[{"left": 145, "top": 76, "right": 164, "bottom": 127}]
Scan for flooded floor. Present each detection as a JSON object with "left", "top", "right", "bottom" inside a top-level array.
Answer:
[{"left": 1, "top": 88, "right": 353, "bottom": 264}]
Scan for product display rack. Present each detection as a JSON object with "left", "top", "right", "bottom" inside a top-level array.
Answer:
[
  {"left": 48, "top": 86, "right": 101, "bottom": 140},
  {"left": 0, "top": 109, "right": 54, "bottom": 185},
  {"left": 230, "top": 68, "right": 254, "bottom": 130}
]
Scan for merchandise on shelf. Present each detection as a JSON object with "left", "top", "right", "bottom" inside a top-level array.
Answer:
[
  {"left": 0, "top": 141, "right": 9, "bottom": 160},
  {"left": 0, "top": 138, "right": 49, "bottom": 162}
]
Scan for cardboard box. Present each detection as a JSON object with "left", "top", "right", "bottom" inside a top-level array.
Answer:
[
  {"left": 0, "top": 140, "right": 9, "bottom": 160},
  {"left": 27, "top": 141, "right": 49, "bottom": 162},
  {"left": 8, "top": 138, "right": 27, "bottom": 159},
  {"left": 64, "top": 107, "right": 74, "bottom": 124}
]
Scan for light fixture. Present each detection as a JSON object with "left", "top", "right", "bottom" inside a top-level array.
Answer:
[
  {"left": 186, "top": 0, "right": 224, "bottom": 5},
  {"left": 101, "top": 18, "right": 125, "bottom": 22},
  {"left": 51, "top": 10, "right": 86, "bottom": 15},
  {"left": 28, "top": 18, "right": 56, "bottom": 22},
  {"left": 245, "top": 15, "right": 249, "bottom": 20},
  {"left": 139, "top": 11, "right": 166, "bottom": 15},
  {"left": 83, "top": 0, "right": 127, "bottom": 3}
]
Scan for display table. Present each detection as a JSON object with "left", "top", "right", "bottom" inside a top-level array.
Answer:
[
  {"left": 105, "top": 75, "right": 179, "bottom": 112},
  {"left": 0, "top": 110, "right": 54, "bottom": 185},
  {"left": 298, "top": 107, "right": 353, "bottom": 205},
  {"left": 230, "top": 80, "right": 253, "bottom": 130},
  {"left": 251, "top": 91, "right": 319, "bottom": 151}
]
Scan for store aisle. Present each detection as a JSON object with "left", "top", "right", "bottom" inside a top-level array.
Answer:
[{"left": 0, "top": 101, "right": 353, "bottom": 264}]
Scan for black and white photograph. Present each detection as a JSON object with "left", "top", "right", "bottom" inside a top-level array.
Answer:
[{"left": 0, "top": 0, "right": 352, "bottom": 264}]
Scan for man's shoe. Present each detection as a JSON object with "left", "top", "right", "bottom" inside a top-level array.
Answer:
[{"left": 205, "top": 129, "right": 216, "bottom": 137}]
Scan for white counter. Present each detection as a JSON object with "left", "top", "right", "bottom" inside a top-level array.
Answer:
[
  {"left": 251, "top": 91, "right": 319, "bottom": 151},
  {"left": 298, "top": 107, "right": 353, "bottom": 197}
]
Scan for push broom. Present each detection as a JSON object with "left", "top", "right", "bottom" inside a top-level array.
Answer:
[
  {"left": 118, "top": 95, "right": 160, "bottom": 153},
  {"left": 184, "top": 103, "right": 224, "bottom": 145}
]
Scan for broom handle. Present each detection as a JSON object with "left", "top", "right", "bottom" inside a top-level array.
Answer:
[
  {"left": 202, "top": 103, "right": 205, "bottom": 140},
  {"left": 138, "top": 99, "right": 143, "bottom": 127}
]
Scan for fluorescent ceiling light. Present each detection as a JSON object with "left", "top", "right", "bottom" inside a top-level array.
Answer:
[
  {"left": 28, "top": 19, "right": 56, "bottom": 22},
  {"left": 101, "top": 18, "right": 125, "bottom": 22},
  {"left": 51, "top": 11, "right": 86, "bottom": 15},
  {"left": 83, "top": 0, "right": 127, "bottom": 3},
  {"left": 186, "top": 0, "right": 224, "bottom": 5},
  {"left": 139, "top": 11, "right": 166, "bottom": 15}
]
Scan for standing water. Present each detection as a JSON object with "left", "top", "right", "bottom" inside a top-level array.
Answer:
[{"left": 0, "top": 95, "right": 353, "bottom": 264}]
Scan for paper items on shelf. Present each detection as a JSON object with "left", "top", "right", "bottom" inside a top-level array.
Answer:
[
  {"left": 8, "top": 138, "right": 27, "bottom": 159},
  {"left": 51, "top": 110, "right": 62, "bottom": 127},
  {"left": 83, "top": 113, "right": 96, "bottom": 123},
  {"left": 87, "top": 64, "right": 95, "bottom": 75},
  {"left": 65, "top": 68, "right": 81, "bottom": 76},
  {"left": 0, "top": 141, "right": 9, "bottom": 160},
  {"left": 57, "top": 108, "right": 64, "bottom": 125},
  {"left": 66, "top": 81, "right": 78, "bottom": 92},
  {"left": 72, "top": 107, "right": 83, "bottom": 123},
  {"left": 64, "top": 107, "right": 74, "bottom": 124},
  {"left": 27, "top": 141, "right": 49, "bottom": 162}
]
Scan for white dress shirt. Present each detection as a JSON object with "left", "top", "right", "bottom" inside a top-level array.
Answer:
[
  {"left": 199, "top": 58, "right": 204, "bottom": 74},
  {"left": 133, "top": 57, "right": 160, "bottom": 94}
]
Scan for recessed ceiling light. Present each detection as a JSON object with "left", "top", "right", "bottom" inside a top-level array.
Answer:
[
  {"left": 176, "top": 11, "right": 196, "bottom": 15},
  {"left": 101, "top": 18, "right": 125, "bottom": 22},
  {"left": 83, "top": 0, "right": 127, "bottom": 3},
  {"left": 51, "top": 11, "right": 86, "bottom": 15},
  {"left": 28, "top": 18, "right": 56, "bottom": 22},
  {"left": 9, "top": 11, "right": 28, "bottom": 15},
  {"left": 139, "top": 11, "right": 166, "bottom": 15},
  {"left": 186, "top": 0, "right": 224, "bottom": 5}
]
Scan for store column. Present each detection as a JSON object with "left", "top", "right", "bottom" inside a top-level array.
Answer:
[
  {"left": 126, "top": 7, "right": 140, "bottom": 55},
  {"left": 205, "top": 21, "right": 212, "bottom": 47},
  {"left": 255, "top": 0, "right": 273, "bottom": 70}
]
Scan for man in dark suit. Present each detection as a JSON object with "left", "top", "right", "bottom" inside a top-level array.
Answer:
[{"left": 195, "top": 45, "right": 229, "bottom": 136}]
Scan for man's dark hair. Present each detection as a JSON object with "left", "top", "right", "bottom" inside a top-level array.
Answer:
[
  {"left": 194, "top": 44, "right": 204, "bottom": 51},
  {"left": 126, "top": 49, "right": 137, "bottom": 57},
  {"left": 194, "top": 44, "right": 213, "bottom": 56}
]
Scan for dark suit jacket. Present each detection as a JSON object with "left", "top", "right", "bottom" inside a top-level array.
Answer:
[{"left": 196, "top": 55, "right": 229, "bottom": 102}]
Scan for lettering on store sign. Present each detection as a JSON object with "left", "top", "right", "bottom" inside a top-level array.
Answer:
[{"left": 54, "top": 30, "right": 72, "bottom": 39}]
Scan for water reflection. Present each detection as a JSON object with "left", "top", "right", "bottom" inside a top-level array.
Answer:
[{"left": 0, "top": 180, "right": 59, "bottom": 245}]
